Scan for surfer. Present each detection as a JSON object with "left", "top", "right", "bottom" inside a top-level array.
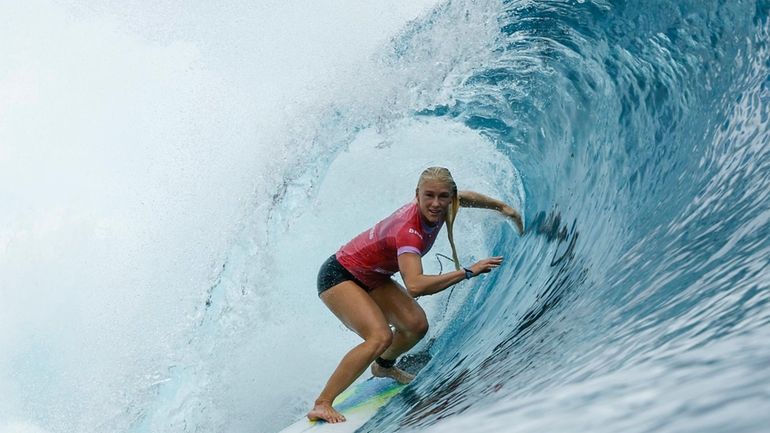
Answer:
[{"left": 307, "top": 166, "right": 524, "bottom": 423}]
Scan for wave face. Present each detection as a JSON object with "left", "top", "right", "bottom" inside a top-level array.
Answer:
[
  {"left": 346, "top": 1, "right": 770, "bottom": 432},
  {"left": 160, "top": 0, "right": 770, "bottom": 432},
  {"left": 4, "top": 1, "right": 769, "bottom": 433}
]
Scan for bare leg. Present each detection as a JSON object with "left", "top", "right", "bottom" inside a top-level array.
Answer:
[
  {"left": 307, "top": 281, "right": 392, "bottom": 423},
  {"left": 368, "top": 280, "right": 429, "bottom": 384}
]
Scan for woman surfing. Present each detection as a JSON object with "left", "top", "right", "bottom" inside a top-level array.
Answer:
[{"left": 308, "top": 166, "right": 524, "bottom": 423}]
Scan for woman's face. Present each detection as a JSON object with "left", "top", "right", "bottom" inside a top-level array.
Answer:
[{"left": 416, "top": 179, "right": 453, "bottom": 225}]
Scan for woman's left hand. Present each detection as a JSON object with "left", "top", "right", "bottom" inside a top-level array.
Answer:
[{"left": 501, "top": 205, "right": 524, "bottom": 235}]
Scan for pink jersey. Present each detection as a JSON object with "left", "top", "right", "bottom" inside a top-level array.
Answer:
[{"left": 336, "top": 200, "right": 443, "bottom": 289}]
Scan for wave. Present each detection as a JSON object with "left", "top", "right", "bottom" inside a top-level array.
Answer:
[
  {"left": 4, "top": 1, "right": 769, "bottom": 432},
  {"left": 356, "top": 1, "right": 770, "bottom": 432},
  {"left": 208, "top": 1, "right": 770, "bottom": 431}
]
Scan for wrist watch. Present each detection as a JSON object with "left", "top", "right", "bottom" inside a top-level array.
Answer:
[{"left": 463, "top": 267, "right": 474, "bottom": 280}]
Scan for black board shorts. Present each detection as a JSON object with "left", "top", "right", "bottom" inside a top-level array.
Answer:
[{"left": 317, "top": 254, "right": 372, "bottom": 296}]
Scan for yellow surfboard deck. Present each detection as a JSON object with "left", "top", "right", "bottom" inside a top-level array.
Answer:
[{"left": 279, "top": 377, "right": 405, "bottom": 433}]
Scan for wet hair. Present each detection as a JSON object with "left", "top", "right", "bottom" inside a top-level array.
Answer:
[{"left": 417, "top": 167, "right": 461, "bottom": 270}]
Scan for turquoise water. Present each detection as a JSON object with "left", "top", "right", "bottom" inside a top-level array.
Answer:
[
  {"left": 359, "top": 1, "right": 770, "bottom": 432},
  {"left": 2, "top": 1, "right": 768, "bottom": 433}
]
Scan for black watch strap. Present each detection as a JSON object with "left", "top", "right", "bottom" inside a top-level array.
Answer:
[{"left": 463, "top": 267, "right": 474, "bottom": 280}]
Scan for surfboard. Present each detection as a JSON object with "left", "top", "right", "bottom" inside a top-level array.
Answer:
[{"left": 278, "top": 377, "right": 405, "bottom": 433}]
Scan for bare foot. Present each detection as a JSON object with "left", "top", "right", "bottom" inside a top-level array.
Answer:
[
  {"left": 371, "top": 362, "right": 415, "bottom": 384},
  {"left": 306, "top": 400, "right": 346, "bottom": 423}
]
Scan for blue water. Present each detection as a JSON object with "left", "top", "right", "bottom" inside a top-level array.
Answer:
[
  {"left": 3, "top": 1, "right": 769, "bottom": 433},
  {"left": 159, "top": 0, "right": 770, "bottom": 431},
  {"left": 352, "top": 1, "right": 770, "bottom": 432}
]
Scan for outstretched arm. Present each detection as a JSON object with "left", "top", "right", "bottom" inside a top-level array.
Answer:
[
  {"left": 398, "top": 253, "right": 503, "bottom": 298},
  {"left": 459, "top": 190, "right": 524, "bottom": 234}
]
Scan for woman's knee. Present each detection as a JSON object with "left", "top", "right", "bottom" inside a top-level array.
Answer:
[
  {"left": 408, "top": 316, "right": 429, "bottom": 339},
  {"left": 366, "top": 328, "right": 393, "bottom": 354},
  {"left": 395, "top": 315, "right": 428, "bottom": 340}
]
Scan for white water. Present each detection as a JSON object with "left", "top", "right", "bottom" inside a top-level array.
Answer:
[{"left": 0, "top": 1, "right": 445, "bottom": 432}]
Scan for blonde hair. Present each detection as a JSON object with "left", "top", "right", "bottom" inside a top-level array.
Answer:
[{"left": 417, "top": 167, "right": 461, "bottom": 270}]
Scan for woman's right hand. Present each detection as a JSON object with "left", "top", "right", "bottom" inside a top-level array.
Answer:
[{"left": 469, "top": 256, "right": 504, "bottom": 276}]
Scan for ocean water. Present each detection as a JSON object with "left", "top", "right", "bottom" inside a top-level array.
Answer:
[{"left": 2, "top": 1, "right": 769, "bottom": 433}]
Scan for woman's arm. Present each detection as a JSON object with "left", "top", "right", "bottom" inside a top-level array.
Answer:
[
  {"left": 398, "top": 252, "right": 503, "bottom": 297},
  {"left": 459, "top": 190, "right": 524, "bottom": 234}
]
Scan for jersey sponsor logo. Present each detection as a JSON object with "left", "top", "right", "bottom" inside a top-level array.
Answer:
[{"left": 408, "top": 227, "right": 423, "bottom": 239}]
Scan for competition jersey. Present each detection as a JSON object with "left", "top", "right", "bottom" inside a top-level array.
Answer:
[{"left": 336, "top": 200, "right": 443, "bottom": 289}]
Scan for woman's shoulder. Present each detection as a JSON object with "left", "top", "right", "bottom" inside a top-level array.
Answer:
[
  {"left": 392, "top": 199, "right": 418, "bottom": 217},
  {"left": 382, "top": 200, "right": 421, "bottom": 231}
]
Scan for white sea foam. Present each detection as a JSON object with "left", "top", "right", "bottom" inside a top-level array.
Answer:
[
  {"left": 0, "top": 1, "right": 443, "bottom": 432},
  {"left": 0, "top": 422, "right": 52, "bottom": 433}
]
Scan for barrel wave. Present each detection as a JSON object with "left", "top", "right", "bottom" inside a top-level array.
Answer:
[
  {"left": 5, "top": 1, "right": 766, "bottom": 433},
  {"left": 85, "top": 0, "right": 770, "bottom": 432},
  {"left": 330, "top": 1, "right": 770, "bottom": 432}
]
